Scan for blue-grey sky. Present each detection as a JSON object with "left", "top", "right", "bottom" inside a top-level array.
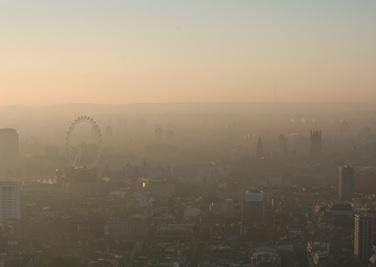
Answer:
[{"left": 1, "top": 0, "right": 375, "bottom": 104}]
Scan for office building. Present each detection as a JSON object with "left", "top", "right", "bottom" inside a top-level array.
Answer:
[
  {"left": 338, "top": 165, "right": 355, "bottom": 201},
  {"left": 310, "top": 129, "right": 322, "bottom": 156},
  {"left": 354, "top": 212, "right": 376, "bottom": 262},
  {"left": 242, "top": 190, "right": 265, "bottom": 234},
  {"left": 0, "top": 129, "right": 19, "bottom": 161},
  {"left": 0, "top": 179, "right": 21, "bottom": 223}
]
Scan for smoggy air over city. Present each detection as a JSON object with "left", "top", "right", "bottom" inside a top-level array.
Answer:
[{"left": 1, "top": 1, "right": 376, "bottom": 267}]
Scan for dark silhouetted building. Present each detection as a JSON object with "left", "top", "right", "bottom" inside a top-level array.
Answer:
[
  {"left": 0, "top": 179, "right": 21, "bottom": 223},
  {"left": 310, "top": 129, "right": 322, "bottom": 156},
  {"left": 338, "top": 165, "right": 355, "bottom": 201},
  {"left": 0, "top": 128, "right": 19, "bottom": 162},
  {"left": 354, "top": 212, "right": 376, "bottom": 262},
  {"left": 242, "top": 190, "right": 265, "bottom": 234}
]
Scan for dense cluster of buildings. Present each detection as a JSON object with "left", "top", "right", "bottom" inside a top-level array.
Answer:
[{"left": 1, "top": 121, "right": 376, "bottom": 267}]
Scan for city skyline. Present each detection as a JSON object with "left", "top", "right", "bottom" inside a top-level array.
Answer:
[{"left": 3, "top": 2, "right": 376, "bottom": 266}]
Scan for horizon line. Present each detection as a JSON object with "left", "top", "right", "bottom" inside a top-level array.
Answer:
[{"left": 1, "top": 100, "right": 375, "bottom": 108}]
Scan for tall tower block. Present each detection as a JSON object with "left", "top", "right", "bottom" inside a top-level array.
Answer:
[{"left": 310, "top": 129, "right": 322, "bottom": 156}]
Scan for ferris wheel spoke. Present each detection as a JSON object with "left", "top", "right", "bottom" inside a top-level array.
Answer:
[{"left": 66, "top": 115, "right": 102, "bottom": 169}]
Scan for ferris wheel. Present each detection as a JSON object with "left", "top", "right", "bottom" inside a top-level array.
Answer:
[{"left": 65, "top": 115, "right": 102, "bottom": 169}]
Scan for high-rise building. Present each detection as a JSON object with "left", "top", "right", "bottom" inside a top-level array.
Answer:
[
  {"left": 0, "top": 180, "right": 21, "bottom": 223},
  {"left": 338, "top": 165, "right": 355, "bottom": 201},
  {"left": 354, "top": 212, "right": 376, "bottom": 262},
  {"left": 0, "top": 128, "right": 19, "bottom": 162},
  {"left": 242, "top": 190, "right": 265, "bottom": 234},
  {"left": 310, "top": 129, "right": 322, "bottom": 156},
  {"left": 256, "top": 136, "right": 264, "bottom": 159}
]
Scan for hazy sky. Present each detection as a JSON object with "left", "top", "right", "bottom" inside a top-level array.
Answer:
[{"left": 1, "top": 0, "right": 375, "bottom": 105}]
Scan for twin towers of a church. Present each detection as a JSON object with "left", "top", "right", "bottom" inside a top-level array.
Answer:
[{"left": 255, "top": 129, "right": 322, "bottom": 159}]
